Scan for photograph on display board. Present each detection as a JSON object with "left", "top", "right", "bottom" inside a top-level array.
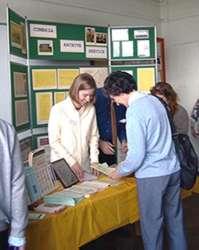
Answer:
[
  {"left": 95, "top": 32, "right": 107, "bottom": 46},
  {"left": 15, "top": 99, "right": 29, "bottom": 126},
  {"left": 14, "top": 72, "right": 28, "bottom": 97},
  {"left": 10, "top": 21, "right": 22, "bottom": 49},
  {"left": 20, "top": 22, "right": 27, "bottom": 54},
  {"left": 36, "top": 92, "right": 53, "bottom": 124},
  {"left": 32, "top": 69, "right": 57, "bottom": 90},
  {"left": 37, "top": 40, "right": 53, "bottom": 56},
  {"left": 85, "top": 27, "right": 95, "bottom": 44}
]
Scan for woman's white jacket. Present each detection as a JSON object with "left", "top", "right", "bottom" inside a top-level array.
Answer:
[{"left": 48, "top": 97, "right": 99, "bottom": 172}]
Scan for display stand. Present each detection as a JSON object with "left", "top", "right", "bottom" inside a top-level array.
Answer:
[{"left": 7, "top": 8, "right": 158, "bottom": 151}]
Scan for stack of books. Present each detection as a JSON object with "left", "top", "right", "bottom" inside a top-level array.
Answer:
[{"left": 44, "top": 179, "right": 110, "bottom": 206}]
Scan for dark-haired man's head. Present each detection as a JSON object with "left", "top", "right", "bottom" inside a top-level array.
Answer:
[{"left": 104, "top": 71, "right": 137, "bottom": 106}]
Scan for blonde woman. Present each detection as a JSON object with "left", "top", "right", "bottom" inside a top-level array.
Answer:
[{"left": 48, "top": 73, "right": 99, "bottom": 180}]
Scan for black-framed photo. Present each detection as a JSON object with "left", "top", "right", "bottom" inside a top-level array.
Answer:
[{"left": 51, "top": 159, "right": 79, "bottom": 188}]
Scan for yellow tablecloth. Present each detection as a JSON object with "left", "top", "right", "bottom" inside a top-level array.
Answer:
[
  {"left": 26, "top": 177, "right": 139, "bottom": 250},
  {"left": 26, "top": 176, "right": 199, "bottom": 250}
]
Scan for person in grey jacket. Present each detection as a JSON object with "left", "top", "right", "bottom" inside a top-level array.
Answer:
[
  {"left": 0, "top": 119, "right": 28, "bottom": 250},
  {"left": 151, "top": 82, "right": 189, "bottom": 134}
]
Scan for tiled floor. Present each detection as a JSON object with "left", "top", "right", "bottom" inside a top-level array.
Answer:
[{"left": 81, "top": 193, "right": 199, "bottom": 250}]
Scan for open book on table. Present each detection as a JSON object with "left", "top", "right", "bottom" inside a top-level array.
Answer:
[{"left": 90, "top": 163, "right": 115, "bottom": 176}]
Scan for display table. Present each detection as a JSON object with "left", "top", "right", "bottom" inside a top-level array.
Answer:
[
  {"left": 26, "top": 177, "right": 139, "bottom": 250},
  {"left": 26, "top": 176, "right": 199, "bottom": 250}
]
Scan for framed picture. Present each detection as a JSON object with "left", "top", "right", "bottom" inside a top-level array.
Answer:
[
  {"left": 37, "top": 40, "right": 53, "bottom": 56},
  {"left": 85, "top": 27, "right": 95, "bottom": 45},
  {"left": 51, "top": 159, "right": 79, "bottom": 188}
]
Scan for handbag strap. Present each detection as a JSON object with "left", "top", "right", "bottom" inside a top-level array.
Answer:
[{"left": 152, "top": 95, "right": 177, "bottom": 135}]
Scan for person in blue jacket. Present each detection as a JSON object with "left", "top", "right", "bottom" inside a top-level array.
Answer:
[{"left": 95, "top": 87, "right": 127, "bottom": 166}]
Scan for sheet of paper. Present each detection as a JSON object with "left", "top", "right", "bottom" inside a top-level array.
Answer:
[
  {"left": 122, "top": 41, "right": 134, "bottom": 57},
  {"left": 54, "top": 92, "right": 66, "bottom": 104},
  {"left": 32, "top": 69, "right": 57, "bottom": 89},
  {"left": 34, "top": 203, "right": 66, "bottom": 213},
  {"left": 57, "top": 69, "right": 79, "bottom": 89},
  {"left": 79, "top": 67, "right": 108, "bottom": 87},
  {"left": 36, "top": 92, "right": 53, "bottom": 124},
  {"left": 137, "top": 40, "right": 150, "bottom": 57},
  {"left": 137, "top": 67, "right": 155, "bottom": 92},
  {"left": 112, "top": 29, "right": 129, "bottom": 41},
  {"left": 15, "top": 99, "right": 29, "bottom": 126},
  {"left": 14, "top": 72, "right": 28, "bottom": 97},
  {"left": 113, "top": 41, "right": 120, "bottom": 57},
  {"left": 134, "top": 30, "right": 149, "bottom": 39}
]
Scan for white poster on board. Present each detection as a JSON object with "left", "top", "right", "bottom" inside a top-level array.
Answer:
[
  {"left": 30, "top": 24, "right": 57, "bottom": 38},
  {"left": 137, "top": 40, "right": 150, "bottom": 57},
  {"left": 86, "top": 46, "right": 107, "bottom": 58},
  {"left": 112, "top": 29, "right": 129, "bottom": 41},
  {"left": 60, "top": 40, "right": 84, "bottom": 53}
]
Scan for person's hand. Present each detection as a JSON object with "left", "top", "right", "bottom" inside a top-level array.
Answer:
[
  {"left": 99, "top": 139, "right": 115, "bottom": 155},
  {"left": 121, "top": 141, "right": 128, "bottom": 154},
  {"left": 90, "top": 162, "right": 100, "bottom": 176},
  {"left": 108, "top": 169, "right": 122, "bottom": 180},
  {"left": 71, "top": 163, "right": 84, "bottom": 181}
]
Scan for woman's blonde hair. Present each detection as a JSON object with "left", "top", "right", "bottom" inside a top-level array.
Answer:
[
  {"left": 69, "top": 73, "right": 96, "bottom": 103},
  {"left": 150, "top": 82, "right": 178, "bottom": 115}
]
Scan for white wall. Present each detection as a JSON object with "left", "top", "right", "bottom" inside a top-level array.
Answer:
[
  {"left": 0, "top": 0, "right": 161, "bottom": 28},
  {"left": 160, "top": 0, "right": 199, "bottom": 152}
]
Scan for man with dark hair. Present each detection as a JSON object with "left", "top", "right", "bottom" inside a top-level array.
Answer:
[
  {"left": 0, "top": 119, "right": 28, "bottom": 250},
  {"left": 104, "top": 71, "right": 187, "bottom": 250}
]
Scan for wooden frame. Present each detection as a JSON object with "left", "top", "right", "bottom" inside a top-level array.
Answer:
[{"left": 157, "top": 37, "right": 166, "bottom": 82}]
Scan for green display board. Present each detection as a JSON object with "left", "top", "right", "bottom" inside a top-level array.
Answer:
[
  {"left": 8, "top": 8, "right": 27, "bottom": 58},
  {"left": 10, "top": 62, "right": 30, "bottom": 131},
  {"left": 110, "top": 27, "right": 155, "bottom": 60},
  {"left": 28, "top": 20, "right": 107, "bottom": 60}
]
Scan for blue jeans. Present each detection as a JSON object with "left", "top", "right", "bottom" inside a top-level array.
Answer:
[{"left": 137, "top": 171, "right": 187, "bottom": 250}]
